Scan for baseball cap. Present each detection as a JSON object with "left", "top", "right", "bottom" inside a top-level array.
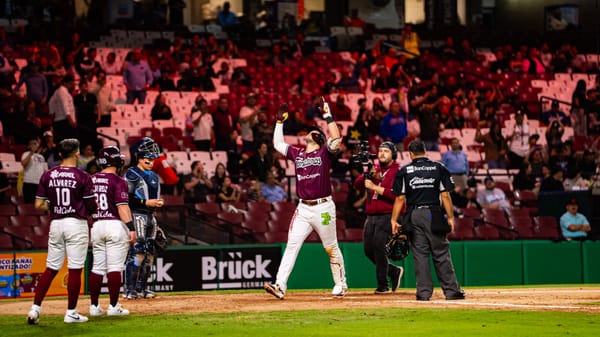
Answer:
[
  {"left": 551, "top": 100, "right": 559, "bottom": 107},
  {"left": 567, "top": 198, "right": 578, "bottom": 206},
  {"left": 484, "top": 176, "right": 494, "bottom": 183}
]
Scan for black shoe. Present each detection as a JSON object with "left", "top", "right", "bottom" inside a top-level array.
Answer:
[
  {"left": 374, "top": 287, "right": 391, "bottom": 295},
  {"left": 446, "top": 291, "right": 466, "bottom": 300},
  {"left": 416, "top": 296, "right": 430, "bottom": 301},
  {"left": 390, "top": 266, "right": 404, "bottom": 292}
]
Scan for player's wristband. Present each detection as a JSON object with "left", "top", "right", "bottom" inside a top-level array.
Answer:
[
  {"left": 140, "top": 199, "right": 146, "bottom": 206},
  {"left": 324, "top": 116, "right": 334, "bottom": 124},
  {"left": 125, "top": 221, "right": 135, "bottom": 231}
]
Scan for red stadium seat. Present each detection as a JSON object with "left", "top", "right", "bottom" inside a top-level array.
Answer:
[
  {"left": 0, "top": 233, "right": 13, "bottom": 250},
  {"left": 0, "top": 204, "right": 17, "bottom": 216},
  {"left": 473, "top": 224, "right": 501, "bottom": 240},
  {"left": 246, "top": 201, "right": 272, "bottom": 214},
  {"left": 533, "top": 216, "right": 562, "bottom": 240},
  {"left": 263, "top": 231, "right": 288, "bottom": 243},
  {"left": 460, "top": 207, "right": 481, "bottom": 219},
  {"left": 272, "top": 201, "right": 297, "bottom": 213},
  {"left": 16, "top": 204, "right": 46, "bottom": 216},
  {"left": 343, "top": 228, "right": 363, "bottom": 242},
  {"left": 448, "top": 217, "right": 476, "bottom": 241},
  {"left": 10, "top": 215, "right": 40, "bottom": 227}
]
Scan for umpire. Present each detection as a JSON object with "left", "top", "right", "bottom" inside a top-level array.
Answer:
[
  {"left": 391, "top": 140, "right": 465, "bottom": 301},
  {"left": 354, "top": 142, "right": 403, "bottom": 294}
]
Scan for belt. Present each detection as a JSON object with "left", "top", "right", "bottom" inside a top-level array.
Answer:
[
  {"left": 451, "top": 172, "right": 467, "bottom": 175},
  {"left": 301, "top": 198, "right": 329, "bottom": 206},
  {"left": 415, "top": 204, "right": 439, "bottom": 209}
]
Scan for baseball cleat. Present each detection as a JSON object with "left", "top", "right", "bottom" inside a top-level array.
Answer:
[
  {"left": 89, "top": 304, "right": 104, "bottom": 316},
  {"left": 264, "top": 283, "right": 285, "bottom": 300},
  {"left": 446, "top": 291, "right": 466, "bottom": 300},
  {"left": 391, "top": 265, "right": 404, "bottom": 292},
  {"left": 64, "top": 310, "right": 88, "bottom": 323},
  {"left": 27, "top": 305, "right": 40, "bottom": 325},
  {"left": 142, "top": 290, "right": 156, "bottom": 299},
  {"left": 332, "top": 285, "right": 348, "bottom": 297},
  {"left": 125, "top": 290, "right": 138, "bottom": 300},
  {"left": 107, "top": 303, "right": 130, "bottom": 316}
]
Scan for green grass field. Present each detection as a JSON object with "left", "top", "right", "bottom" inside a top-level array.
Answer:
[{"left": 1, "top": 307, "right": 598, "bottom": 337}]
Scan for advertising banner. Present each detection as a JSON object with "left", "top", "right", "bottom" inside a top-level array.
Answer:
[
  {"left": 143, "top": 246, "right": 281, "bottom": 292},
  {"left": 0, "top": 252, "right": 78, "bottom": 298}
]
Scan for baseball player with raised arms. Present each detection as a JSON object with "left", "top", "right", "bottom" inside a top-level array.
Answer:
[
  {"left": 88, "top": 146, "right": 135, "bottom": 317},
  {"left": 264, "top": 99, "right": 348, "bottom": 299},
  {"left": 124, "top": 137, "right": 164, "bottom": 299},
  {"left": 27, "top": 138, "right": 97, "bottom": 324}
]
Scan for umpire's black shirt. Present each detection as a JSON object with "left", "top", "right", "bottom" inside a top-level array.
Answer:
[{"left": 392, "top": 157, "right": 454, "bottom": 205}]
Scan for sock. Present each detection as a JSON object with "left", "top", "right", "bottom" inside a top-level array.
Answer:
[
  {"left": 33, "top": 268, "right": 58, "bottom": 306},
  {"left": 88, "top": 272, "right": 103, "bottom": 306},
  {"left": 107, "top": 271, "right": 121, "bottom": 306},
  {"left": 67, "top": 269, "right": 82, "bottom": 310}
]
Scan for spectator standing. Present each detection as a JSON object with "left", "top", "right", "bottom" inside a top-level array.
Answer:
[
  {"left": 239, "top": 93, "right": 260, "bottom": 153},
  {"left": 213, "top": 98, "right": 235, "bottom": 151},
  {"left": 330, "top": 94, "right": 352, "bottom": 121},
  {"left": 102, "top": 52, "right": 120, "bottom": 75},
  {"left": 74, "top": 81, "right": 99, "bottom": 150},
  {"left": 571, "top": 80, "right": 588, "bottom": 136},
  {"left": 190, "top": 97, "right": 214, "bottom": 151},
  {"left": 21, "top": 138, "right": 48, "bottom": 203},
  {"left": 475, "top": 121, "right": 507, "bottom": 169},
  {"left": 441, "top": 138, "right": 469, "bottom": 190},
  {"left": 91, "top": 70, "right": 115, "bottom": 127},
  {"left": 507, "top": 110, "right": 530, "bottom": 169},
  {"left": 541, "top": 100, "right": 570, "bottom": 126},
  {"left": 379, "top": 101, "right": 408, "bottom": 149},
  {"left": 245, "top": 142, "right": 272, "bottom": 183},
  {"left": 16, "top": 62, "right": 48, "bottom": 116},
  {"left": 123, "top": 49, "right": 153, "bottom": 104},
  {"left": 560, "top": 198, "right": 591, "bottom": 240},
  {"left": 49, "top": 74, "right": 77, "bottom": 143}
]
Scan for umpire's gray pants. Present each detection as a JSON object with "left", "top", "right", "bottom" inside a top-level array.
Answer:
[{"left": 410, "top": 208, "right": 462, "bottom": 299}]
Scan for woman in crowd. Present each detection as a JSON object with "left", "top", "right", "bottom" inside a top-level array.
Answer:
[{"left": 151, "top": 93, "right": 173, "bottom": 121}]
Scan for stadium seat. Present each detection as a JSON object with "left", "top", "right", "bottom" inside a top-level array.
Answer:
[
  {"left": 0, "top": 204, "right": 17, "bottom": 216},
  {"left": 272, "top": 201, "right": 297, "bottom": 213},
  {"left": 263, "top": 231, "right": 289, "bottom": 243},
  {"left": 473, "top": 224, "right": 501, "bottom": 240},
  {"left": 16, "top": 204, "right": 46, "bottom": 216},
  {"left": 508, "top": 216, "right": 535, "bottom": 239},
  {"left": 267, "top": 217, "right": 291, "bottom": 232},
  {"left": 448, "top": 217, "right": 476, "bottom": 241},
  {"left": 533, "top": 216, "right": 562, "bottom": 240},
  {"left": 460, "top": 207, "right": 481, "bottom": 219},
  {"left": 10, "top": 215, "right": 40, "bottom": 227},
  {"left": 194, "top": 202, "right": 220, "bottom": 217},
  {"left": 0, "top": 233, "right": 13, "bottom": 250},
  {"left": 220, "top": 201, "right": 247, "bottom": 212},
  {"left": 343, "top": 228, "right": 363, "bottom": 242},
  {"left": 246, "top": 201, "right": 272, "bottom": 214}
]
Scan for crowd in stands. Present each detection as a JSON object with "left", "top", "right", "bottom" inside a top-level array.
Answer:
[{"left": 0, "top": 3, "right": 599, "bottom": 244}]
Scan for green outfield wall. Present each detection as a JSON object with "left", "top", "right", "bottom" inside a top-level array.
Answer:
[{"left": 286, "top": 240, "right": 600, "bottom": 289}]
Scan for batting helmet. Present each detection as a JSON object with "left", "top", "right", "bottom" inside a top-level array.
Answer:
[
  {"left": 379, "top": 141, "right": 398, "bottom": 160},
  {"left": 131, "top": 137, "right": 161, "bottom": 163},
  {"left": 96, "top": 146, "right": 125, "bottom": 170},
  {"left": 385, "top": 231, "right": 410, "bottom": 261}
]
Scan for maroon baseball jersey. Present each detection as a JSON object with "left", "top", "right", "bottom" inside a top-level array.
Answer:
[
  {"left": 91, "top": 172, "right": 129, "bottom": 221},
  {"left": 36, "top": 166, "right": 95, "bottom": 220},
  {"left": 286, "top": 145, "right": 333, "bottom": 200}
]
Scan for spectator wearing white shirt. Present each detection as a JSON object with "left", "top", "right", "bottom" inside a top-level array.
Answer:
[
  {"left": 507, "top": 110, "right": 530, "bottom": 169},
  {"left": 476, "top": 176, "right": 511, "bottom": 213},
  {"left": 102, "top": 52, "right": 120, "bottom": 75},
  {"left": 48, "top": 74, "right": 77, "bottom": 143},
  {"left": 90, "top": 70, "right": 115, "bottom": 127},
  {"left": 21, "top": 138, "right": 48, "bottom": 203},
  {"left": 190, "top": 97, "right": 215, "bottom": 151}
]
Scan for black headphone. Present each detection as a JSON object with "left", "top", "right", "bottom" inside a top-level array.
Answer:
[{"left": 380, "top": 141, "right": 398, "bottom": 160}]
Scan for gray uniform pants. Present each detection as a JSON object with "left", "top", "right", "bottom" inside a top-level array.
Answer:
[{"left": 410, "top": 208, "right": 462, "bottom": 299}]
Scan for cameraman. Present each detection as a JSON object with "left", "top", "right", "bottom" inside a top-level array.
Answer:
[{"left": 354, "top": 142, "right": 403, "bottom": 294}]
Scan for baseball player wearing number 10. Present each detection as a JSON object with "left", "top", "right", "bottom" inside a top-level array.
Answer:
[
  {"left": 264, "top": 100, "right": 348, "bottom": 299},
  {"left": 27, "top": 139, "right": 97, "bottom": 324}
]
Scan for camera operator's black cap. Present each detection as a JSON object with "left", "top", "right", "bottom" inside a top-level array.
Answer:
[{"left": 379, "top": 141, "right": 397, "bottom": 160}]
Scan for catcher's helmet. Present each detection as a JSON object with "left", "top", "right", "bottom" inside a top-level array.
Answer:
[
  {"left": 131, "top": 137, "right": 161, "bottom": 162},
  {"left": 96, "top": 146, "right": 125, "bottom": 169},
  {"left": 386, "top": 231, "right": 410, "bottom": 261}
]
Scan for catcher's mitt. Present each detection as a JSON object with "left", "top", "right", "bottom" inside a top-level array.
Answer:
[
  {"left": 385, "top": 231, "right": 410, "bottom": 261},
  {"left": 154, "top": 227, "right": 168, "bottom": 256}
]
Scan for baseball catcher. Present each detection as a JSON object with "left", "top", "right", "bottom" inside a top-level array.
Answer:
[{"left": 124, "top": 137, "right": 164, "bottom": 299}]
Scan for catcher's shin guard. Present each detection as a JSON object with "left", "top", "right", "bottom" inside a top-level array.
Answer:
[
  {"left": 136, "top": 255, "right": 154, "bottom": 293},
  {"left": 124, "top": 261, "right": 139, "bottom": 293}
]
